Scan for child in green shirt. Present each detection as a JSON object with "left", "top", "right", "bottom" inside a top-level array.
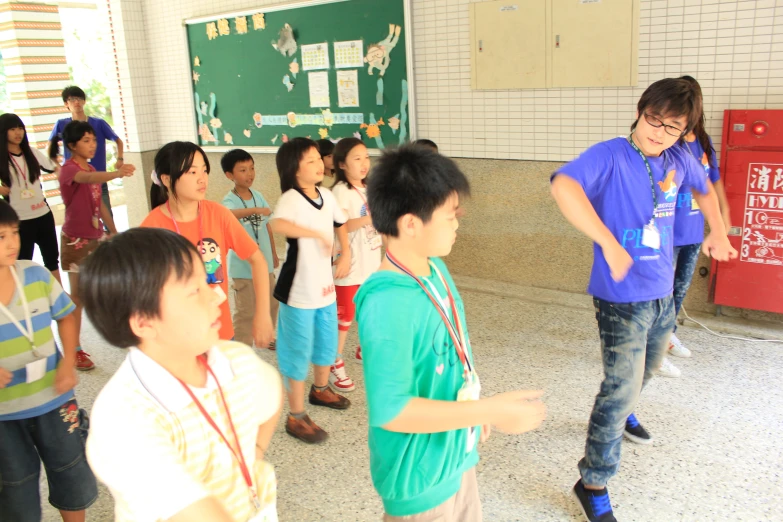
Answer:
[{"left": 355, "top": 145, "right": 546, "bottom": 521}]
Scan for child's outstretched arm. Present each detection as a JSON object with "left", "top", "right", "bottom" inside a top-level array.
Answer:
[
  {"left": 74, "top": 163, "right": 135, "bottom": 184},
  {"left": 248, "top": 251, "right": 274, "bottom": 348},
  {"left": 270, "top": 218, "right": 331, "bottom": 256},
  {"left": 691, "top": 181, "right": 737, "bottom": 261},
  {"left": 551, "top": 174, "right": 632, "bottom": 282},
  {"left": 54, "top": 312, "right": 79, "bottom": 394},
  {"left": 266, "top": 223, "right": 279, "bottom": 268}
]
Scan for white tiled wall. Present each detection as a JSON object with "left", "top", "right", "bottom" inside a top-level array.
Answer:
[{"left": 108, "top": 0, "right": 783, "bottom": 161}]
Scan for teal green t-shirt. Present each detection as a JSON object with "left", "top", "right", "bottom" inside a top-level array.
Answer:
[
  {"left": 222, "top": 189, "right": 274, "bottom": 278},
  {"left": 355, "top": 257, "right": 479, "bottom": 517}
]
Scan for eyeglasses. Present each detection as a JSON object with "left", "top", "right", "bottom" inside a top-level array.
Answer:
[
  {"left": 66, "top": 97, "right": 85, "bottom": 103},
  {"left": 643, "top": 113, "right": 684, "bottom": 137}
]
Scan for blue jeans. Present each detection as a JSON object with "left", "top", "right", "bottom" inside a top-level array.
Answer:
[
  {"left": 579, "top": 296, "right": 675, "bottom": 487},
  {"left": 672, "top": 243, "right": 701, "bottom": 333},
  {"left": 0, "top": 399, "right": 98, "bottom": 521}
]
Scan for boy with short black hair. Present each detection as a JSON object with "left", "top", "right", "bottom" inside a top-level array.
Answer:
[
  {"left": 355, "top": 145, "right": 546, "bottom": 521},
  {"left": 81, "top": 228, "right": 282, "bottom": 522},
  {"left": 0, "top": 200, "right": 97, "bottom": 522},
  {"left": 413, "top": 138, "right": 438, "bottom": 152},
  {"left": 49, "top": 85, "right": 124, "bottom": 220},
  {"left": 550, "top": 78, "right": 737, "bottom": 522},
  {"left": 221, "top": 149, "right": 279, "bottom": 349}
]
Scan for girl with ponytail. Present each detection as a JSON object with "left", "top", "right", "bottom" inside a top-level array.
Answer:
[{"left": 660, "top": 75, "right": 732, "bottom": 376}]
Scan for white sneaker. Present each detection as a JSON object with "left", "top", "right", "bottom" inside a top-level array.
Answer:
[
  {"left": 329, "top": 359, "right": 355, "bottom": 392},
  {"left": 668, "top": 333, "right": 692, "bottom": 358},
  {"left": 656, "top": 356, "right": 682, "bottom": 378}
]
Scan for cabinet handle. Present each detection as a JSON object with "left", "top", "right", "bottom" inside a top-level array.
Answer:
[{"left": 555, "top": 35, "right": 560, "bottom": 48}]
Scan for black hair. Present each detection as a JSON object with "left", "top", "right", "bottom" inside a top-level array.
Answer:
[
  {"left": 316, "top": 139, "right": 335, "bottom": 158},
  {"left": 367, "top": 144, "right": 470, "bottom": 237},
  {"left": 50, "top": 120, "right": 95, "bottom": 162},
  {"left": 0, "top": 113, "right": 41, "bottom": 194},
  {"left": 150, "top": 141, "right": 210, "bottom": 208},
  {"left": 679, "top": 75, "right": 716, "bottom": 168},
  {"left": 220, "top": 148, "right": 253, "bottom": 174},
  {"left": 333, "top": 137, "right": 366, "bottom": 187},
  {"left": 631, "top": 78, "right": 702, "bottom": 136},
  {"left": 61, "top": 85, "right": 86, "bottom": 103},
  {"left": 276, "top": 137, "right": 318, "bottom": 192},
  {"left": 79, "top": 228, "right": 201, "bottom": 348},
  {"left": 414, "top": 139, "right": 438, "bottom": 152},
  {"left": 0, "top": 199, "right": 20, "bottom": 226}
]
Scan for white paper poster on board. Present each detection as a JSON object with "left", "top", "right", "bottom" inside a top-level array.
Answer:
[
  {"left": 337, "top": 70, "right": 359, "bottom": 107},
  {"left": 308, "top": 71, "right": 330, "bottom": 107},
  {"left": 301, "top": 43, "right": 330, "bottom": 71},
  {"left": 334, "top": 40, "right": 364, "bottom": 69}
]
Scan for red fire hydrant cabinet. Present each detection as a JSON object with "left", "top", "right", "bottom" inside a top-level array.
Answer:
[{"left": 712, "top": 109, "right": 783, "bottom": 314}]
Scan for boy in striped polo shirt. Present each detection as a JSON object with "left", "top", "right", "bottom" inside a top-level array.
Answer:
[
  {"left": 81, "top": 228, "right": 282, "bottom": 522},
  {"left": 0, "top": 201, "right": 98, "bottom": 522}
]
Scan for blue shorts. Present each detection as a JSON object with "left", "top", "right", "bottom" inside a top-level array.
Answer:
[
  {"left": 277, "top": 302, "right": 338, "bottom": 381},
  {"left": 0, "top": 398, "right": 98, "bottom": 521}
]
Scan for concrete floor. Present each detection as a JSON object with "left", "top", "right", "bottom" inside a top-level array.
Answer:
[{"left": 36, "top": 207, "right": 783, "bottom": 521}]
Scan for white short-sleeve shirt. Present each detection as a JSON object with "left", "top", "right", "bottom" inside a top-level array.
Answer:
[
  {"left": 331, "top": 182, "right": 382, "bottom": 286},
  {"left": 86, "top": 341, "right": 282, "bottom": 522},
  {"left": 273, "top": 187, "right": 348, "bottom": 309}
]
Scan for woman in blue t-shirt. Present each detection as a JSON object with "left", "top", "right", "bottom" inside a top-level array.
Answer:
[{"left": 659, "top": 76, "right": 732, "bottom": 378}]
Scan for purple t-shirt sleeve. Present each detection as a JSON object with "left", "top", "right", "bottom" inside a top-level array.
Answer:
[
  {"left": 100, "top": 119, "right": 119, "bottom": 141},
  {"left": 553, "top": 142, "right": 614, "bottom": 200},
  {"left": 681, "top": 152, "right": 710, "bottom": 195},
  {"left": 707, "top": 138, "right": 720, "bottom": 184},
  {"left": 49, "top": 119, "right": 65, "bottom": 141}
]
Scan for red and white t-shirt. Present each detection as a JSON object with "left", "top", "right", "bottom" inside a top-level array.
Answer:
[{"left": 273, "top": 188, "right": 347, "bottom": 309}]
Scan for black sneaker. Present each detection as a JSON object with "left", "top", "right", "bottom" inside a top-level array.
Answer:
[
  {"left": 572, "top": 480, "right": 617, "bottom": 522},
  {"left": 623, "top": 413, "right": 652, "bottom": 445}
]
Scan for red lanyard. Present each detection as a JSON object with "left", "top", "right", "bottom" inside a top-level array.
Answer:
[
  {"left": 167, "top": 200, "right": 204, "bottom": 248},
  {"left": 177, "top": 355, "right": 260, "bottom": 510},
  {"left": 385, "top": 252, "right": 473, "bottom": 379},
  {"left": 10, "top": 155, "right": 29, "bottom": 189}
]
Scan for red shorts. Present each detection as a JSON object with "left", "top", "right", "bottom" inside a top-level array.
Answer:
[{"left": 335, "top": 284, "right": 360, "bottom": 331}]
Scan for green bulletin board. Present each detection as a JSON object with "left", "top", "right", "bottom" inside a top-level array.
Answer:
[{"left": 185, "top": 0, "right": 412, "bottom": 151}]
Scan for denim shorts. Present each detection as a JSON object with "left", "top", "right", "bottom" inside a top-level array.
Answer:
[
  {"left": 276, "top": 301, "right": 338, "bottom": 381},
  {"left": 0, "top": 398, "right": 98, "bottom": 521}
]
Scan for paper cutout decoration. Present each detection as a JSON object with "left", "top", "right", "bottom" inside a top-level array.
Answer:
[
  {"left": 388, "top": 114, "right": 400, "bottom": 134},
  {"left": 224, "top": 132, "right": 233, "bottom": 144},
  {"left": 199, "top": 124, "right": 215, "bottom": 143},
  {"left": 271, "top": 134, "right": 279, "bottom": 144},
  {"left": 253, "top": 113, "right": 263, "bottom": 128},
  {"left": 217, "top": 18, "right": 230, "bottom": 36},
  {"left": 289, "top": 59, "right": 299, "bottom": 79},
  {"left": 337, "top": 70, "right": 359, "bottom": 108},
  {"left": 244, "top": 129, "right": 251, "bottom": 138},
  {"left": 207, "top": 93, "right": 219, "bottom": 145},
  {"left": 361, "top": 113, "right": 385, "bottom": 148},
  {"left": 272, "top": 23, "right": 297, "bottom": 56},
  {"left": 308, "top": 71, "right": 330, "bottom": 108},
  {"left": 194, "top": 56, "right": 200, "bottom": 67},
  {"left": 334, "top": 40, "right": 364, "bottom": 69},
  {"left": 399, "top": 79, "right": 409, "bottom": 143},
  {"left": 235, "top": 16, "right": 248, "bottom": 35},
  {"left": 287, "top": 112, "right": 297, "bottom": 127},
  {"left": 301, "top": 42, "right": 330, "bottom": 71},
  {"left": 192, "top": 71, "right": 200, "bottom": 83},
  {"left": 253, "top": 13, "right": 266, "bottom": 30},
  {"left": 321, "top": 109, "right": 335, "bottom": 127},
  {"left": 353, "top": 132, "right": 362, "bottom": 140},
  {"left": 200, "top": 101, "right": 208, "bottom": 115},
  {"left": 376, "top": 78, "right": 384, "bottom": 105},
  {"left": 365, "top": 24, "right": 401, "bottom": 76},
  {"left": 282, "top": 134, "right": 289, "bottom": 143},
  {"left": 206, "top": 22, "right": 218, "bottom": 40},
  {"left": 283, "top": 75, "right": 294, "bottom": 92},
  {"left": 318, "top": 128, "right": 329, "bottom": 139},
  {"left": 210, "top": 118, "right": 222, "bottom": 129}
]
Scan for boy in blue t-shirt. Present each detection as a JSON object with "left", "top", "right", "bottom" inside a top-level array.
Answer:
[
  {"left": 0, "top": 201, "right": 97, "bottom": 522},
  {"left": 221, "top": 149, "right": 279, "bottom": 348},
  {"left": 551, "top": 78, "right": 737, "bottom": 522},
  {"left": 48, "top": 85, "right": 124, "bottom": 219},
  {"left": 355, "top": 145, "right": 546, "bottom": 521}
]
